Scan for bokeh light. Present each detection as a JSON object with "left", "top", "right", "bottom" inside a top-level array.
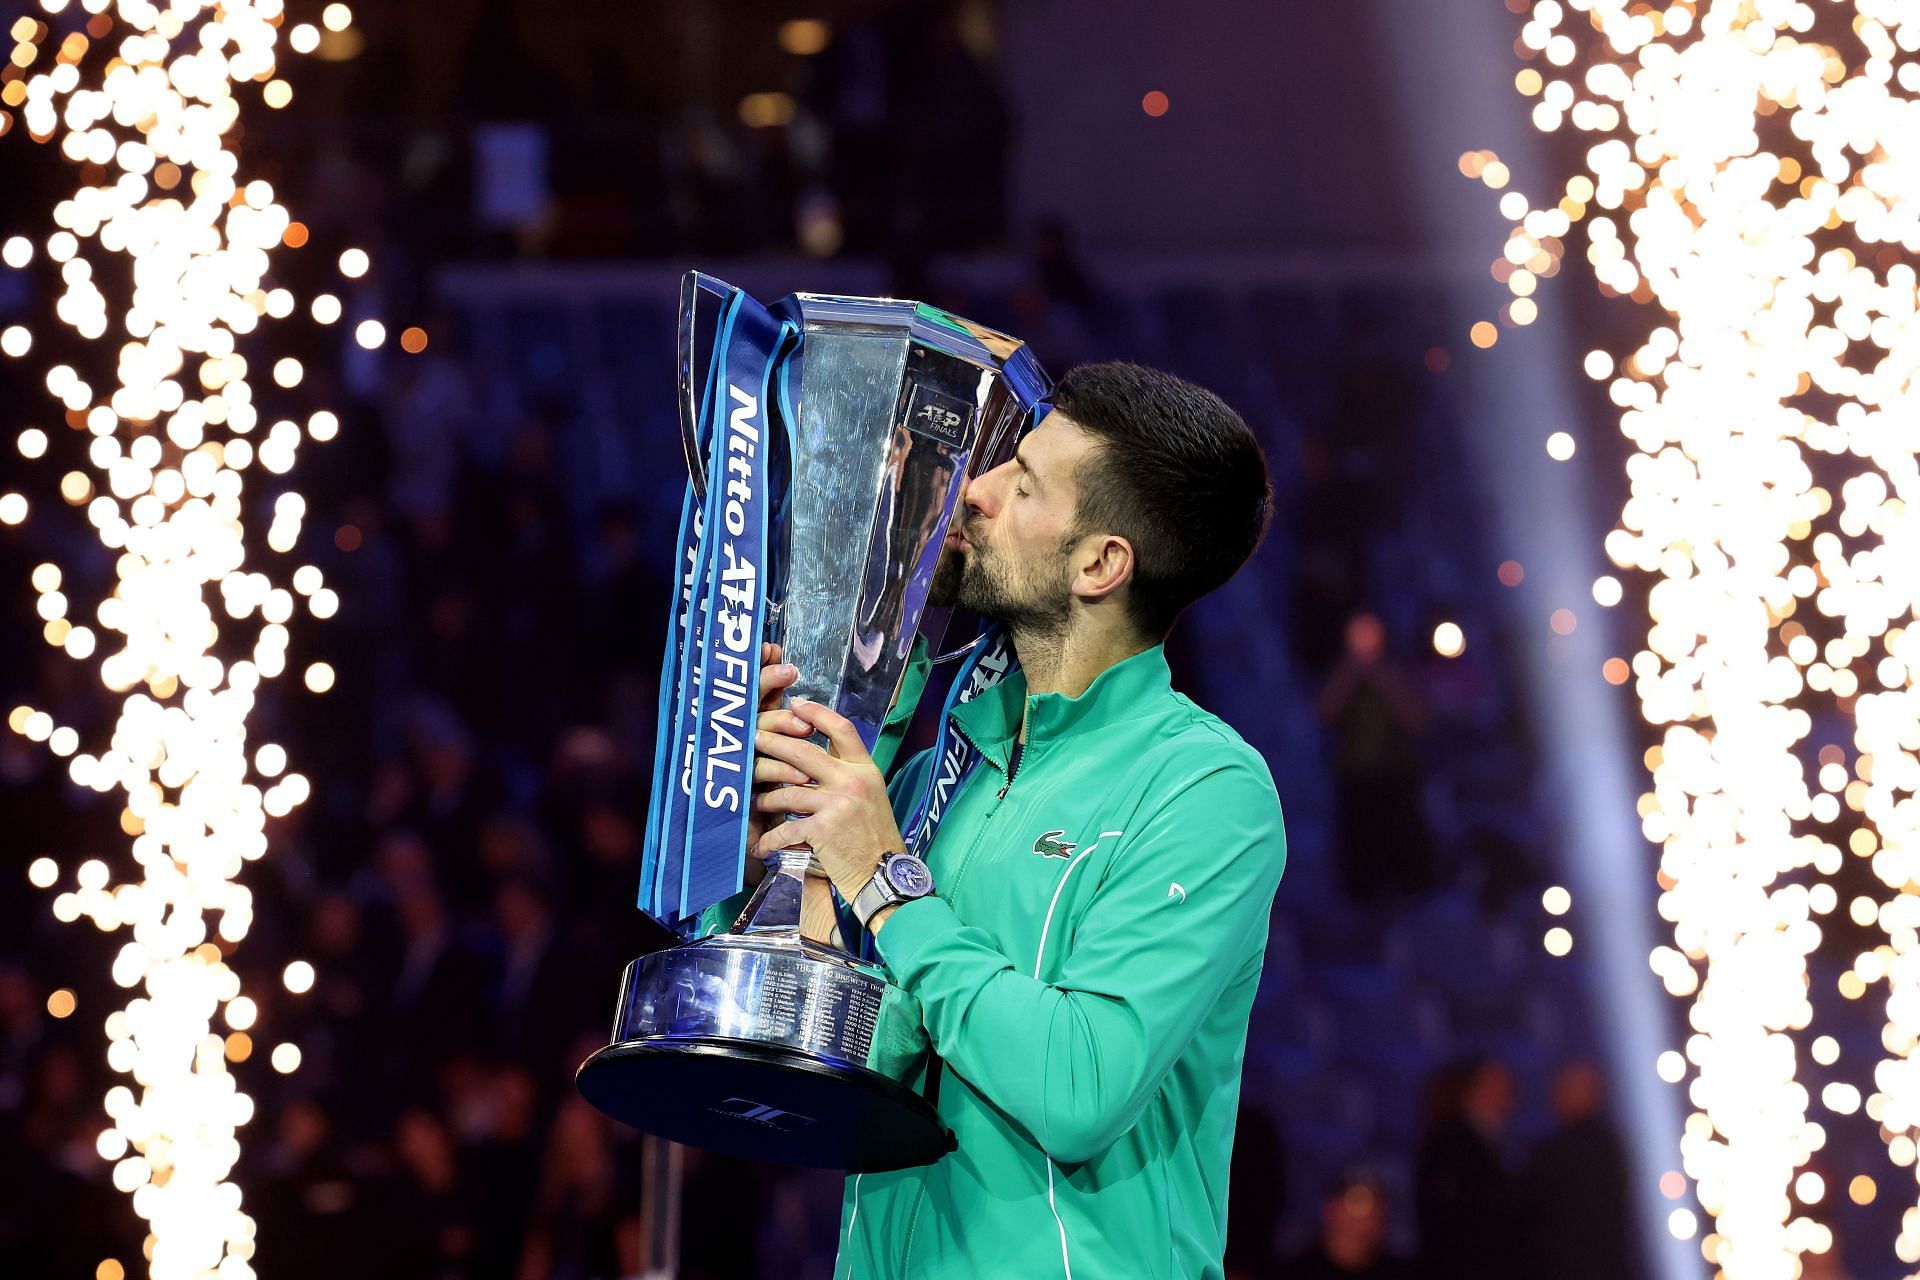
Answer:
[
  {"left": 777, "top": 19, "right": 831, "bottom": 57},
  {"left": 281, "top": 960, "right": 314, "bottom": 994}
]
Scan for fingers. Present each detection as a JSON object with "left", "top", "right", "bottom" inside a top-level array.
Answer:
[
  {"left": 753, "top": 756, "right": 810, "bottom": 787},
  {"left": 754, "top": 727, "right": 839, "bottom": 777},
  {"left": 758, "top": 642, "right": 793, "bottom": 712},
  {"left": 758, "top": 661, "right": 798, "bottom": 713},
  {"left": 790, "top": 699, "right": 868, "bottom": 761},
  {"left": 753, "top": 784, "right": 825, "bottom": 817},
  {"left": 757, "top": 707, "right": 815, "bottom": 738},
  {"left": 754, "top": 820, "right": 807, "bottom": 859}
]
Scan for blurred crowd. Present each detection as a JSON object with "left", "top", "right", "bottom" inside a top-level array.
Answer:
[
  {"left": 0, "top": 255, "right": 1648, "bottom": 1280},
  {"left": 0, "top": 1, "right": 1660, "bottom": 1277},
  {"left": 1226, "top": 1059, "right": 1638, "bottom": 1280}
]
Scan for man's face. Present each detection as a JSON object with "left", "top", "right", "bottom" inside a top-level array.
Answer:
[{"left": 930, "top": 413, "right": 1096, "bottom": 633}]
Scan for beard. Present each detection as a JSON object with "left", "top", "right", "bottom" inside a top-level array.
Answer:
[
  {"left": 928, "top": 545, "right": 965, "bottom": 609},
  {"left": 927, "top": 522, "right": 1071, "bottom": 637}
]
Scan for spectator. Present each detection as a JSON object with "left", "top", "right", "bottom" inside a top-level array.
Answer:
[
  {"left": 1280, "top": 1172, "right": 1422, "bottom": 1280},
  {"left": 1225, "top": 1101, "right": 1288, "bottom": 1279},
  {"left": 1524, "top": 1061, "right": 1642, "bottom": 1280},
  {"left": 374, "top": 1108, "right": 478, "bottom": 1279},
  {"left": 455, "top": 1064, "right": 541, "bottom": 1280},
  {"left": 254, "top": 1098, "right": 378, "bottom": 1278},
  {"left": 491, "top": 874, "right": 606, "bottom": 1075},
  {"left": 1318, "top": 612, "right": 1435, "bottom": 902},
  {"left": 516, "top": 1098, "right": 622, "bottom": 1280},
  {"left": 380, "top": 866, "right": 494, "bottom": 1100},
  {"left": 1415, "top": 1059, "right": 1523, "bottom": 1280},
  {"left": 0, "top": 965, "right": 43, "bottom": 1112}
]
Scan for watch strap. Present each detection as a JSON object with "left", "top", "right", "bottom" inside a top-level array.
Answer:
[{"left": 850, "top": 874, "right": 894, "bottom": 930}]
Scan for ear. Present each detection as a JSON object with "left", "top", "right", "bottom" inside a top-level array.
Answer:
[{"left": 1069, "top": 532, "right": 1135, "bottom": 604}]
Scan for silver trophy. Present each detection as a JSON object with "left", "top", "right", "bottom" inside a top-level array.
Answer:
[{"left": 576, "top": 276, "right": 1048, "bottom": 1171}]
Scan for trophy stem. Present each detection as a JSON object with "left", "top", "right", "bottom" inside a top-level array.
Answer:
[{"left": 732, "top": 847, "right": 813, "bottom": 936}]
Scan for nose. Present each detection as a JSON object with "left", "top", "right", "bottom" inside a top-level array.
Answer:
[{"left": 963, "top": 458, "right": 1013, "bottom": 521}]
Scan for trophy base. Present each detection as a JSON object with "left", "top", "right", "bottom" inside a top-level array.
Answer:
[
  {"left": 576, "top": 931, "right": 951, "bottom": 1172},
  {"left": 576, "top": 1037, "right": 950, "bottom": 1171}
]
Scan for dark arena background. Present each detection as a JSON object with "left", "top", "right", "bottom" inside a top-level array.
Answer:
[{"left": 7, "top": 1, "right": 1920, "bottom": 1278}]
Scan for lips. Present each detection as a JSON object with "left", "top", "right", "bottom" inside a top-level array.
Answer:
[{"left": 944, "top": 530, "right": 971, "bottom": 551}]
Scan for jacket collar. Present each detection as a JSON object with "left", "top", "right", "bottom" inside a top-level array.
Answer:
[{"left": 950, "top": 643, "right": 1172, "bottom": 766}]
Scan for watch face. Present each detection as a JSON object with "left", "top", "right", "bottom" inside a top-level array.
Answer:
[{"left": 885, "top": 855, "right": 933, "bottom": 898}]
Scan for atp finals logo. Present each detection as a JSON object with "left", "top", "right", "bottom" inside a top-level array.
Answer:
[{"left": 696, "top": 383, "right": 763, "bottom": 812}]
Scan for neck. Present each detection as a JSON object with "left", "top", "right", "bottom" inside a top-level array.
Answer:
[{"left": 1011, "top": 618, "right": 1152, "bottom": 703}]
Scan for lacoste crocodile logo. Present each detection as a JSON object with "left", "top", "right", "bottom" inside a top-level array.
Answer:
[{"left": 1033, "top": 830, "right": 1078, "bottom": 860}]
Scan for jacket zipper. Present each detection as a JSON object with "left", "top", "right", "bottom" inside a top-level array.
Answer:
[
  {"left": 997, "top": 737, "right": 1023, "bottom": 799},
  {"left": 940, "top": 724, "right": 1021, "bottom": 904},
  {"left": 900, "top": 1175, "right": 929, "bottom": 1271}
]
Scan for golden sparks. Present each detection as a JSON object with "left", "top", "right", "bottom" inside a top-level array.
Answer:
[
  {"left": 1480, "top": 1, "right": 1920, "bottom": 1272},
  {"left": 1, "top": 1, "right": 360, "bottom": 1274}
]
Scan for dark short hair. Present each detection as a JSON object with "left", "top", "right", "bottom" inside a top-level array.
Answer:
[{"left": 1052, "top": 362, "right": 1271, "bottom": 637}]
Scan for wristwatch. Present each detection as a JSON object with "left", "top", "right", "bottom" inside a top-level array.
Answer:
[{"left": 851, "top": 851, "right": 936, "bottom": 929}]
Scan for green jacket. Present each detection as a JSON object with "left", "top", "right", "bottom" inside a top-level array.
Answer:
[{"left": 838, "top": 643, "right": 1287, "bottom": 1279}]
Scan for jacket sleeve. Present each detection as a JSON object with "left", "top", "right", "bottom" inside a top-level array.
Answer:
[{"left": 872, "top": 753, "right": 1286, "bottom": 1164}]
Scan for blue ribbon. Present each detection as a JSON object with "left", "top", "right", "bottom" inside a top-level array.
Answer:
[
  {"left": 641, "top": 289, "right": 794, "bottom": 925},
  {"left": 901, "top": 625, "right": 1020, "bottom": 854}
]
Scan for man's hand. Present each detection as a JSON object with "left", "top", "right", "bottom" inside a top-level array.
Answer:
[
  {"left": 748, "top": 648, "right": 846, "bottom": 944},
  {"left": 752, "top": 699, "right": 907, "bottom": 912},
  {"left": 745, "top": 643, "right": 801, "bottom": 857}
]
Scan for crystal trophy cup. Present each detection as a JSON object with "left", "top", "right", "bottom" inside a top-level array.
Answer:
[{"left": 575, "top": 274, "right": 1048, "bottom": 1171}]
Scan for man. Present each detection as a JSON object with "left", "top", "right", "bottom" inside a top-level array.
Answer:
[
  {"left": 750, "top": 362, "right": 1286, "bottom": 1279},
  {"left": 1522, "top": 1061, "right": 1641, "bottom": 1280},
  {"left": 1276, "top": 1173, "right": 1422, "bottom": 1280},
  {"left": 1414, "top": 1059, "right": 1521, "bottom": 1280}
]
